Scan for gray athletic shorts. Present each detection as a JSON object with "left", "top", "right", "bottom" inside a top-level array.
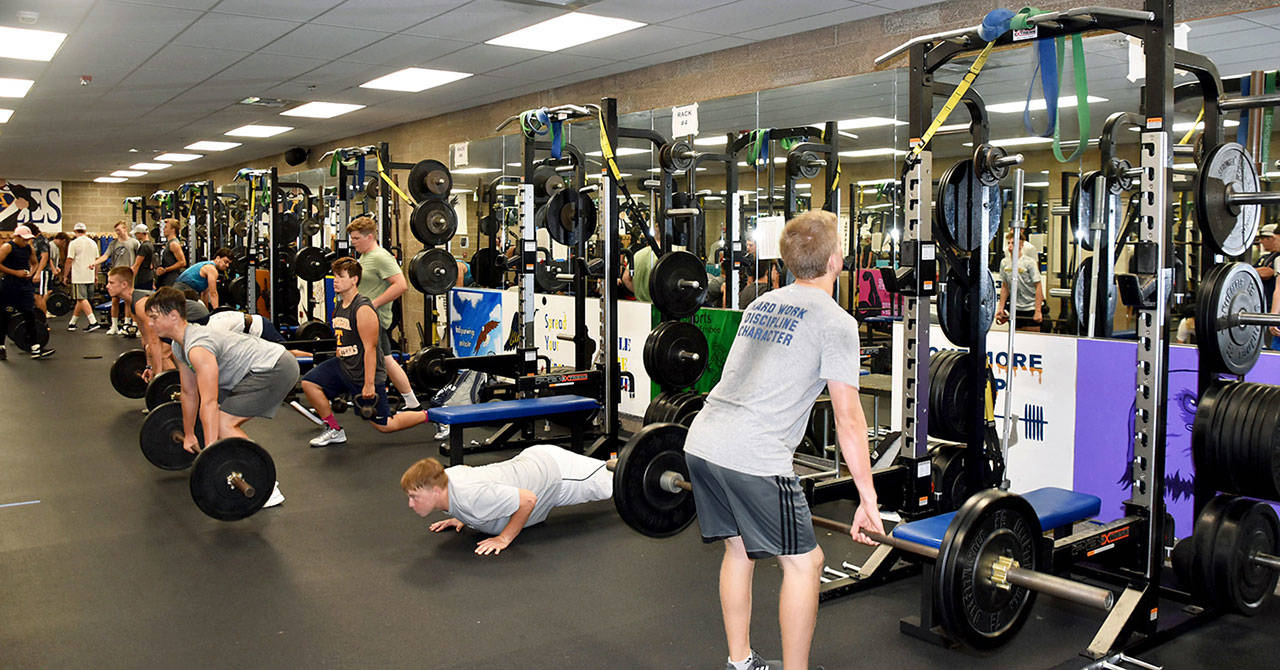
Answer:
[
  {"left": 218, "top": 352, "right": 300, "bottom": 419},
  {"left": 72, "top": 283, "right": 92, "bottom": 300},
  {"left": 686, "top": 454, "right": 817, "bottom": 559},
  {"left": 378, "top": 328, "right": 393, "bottom": 357}
]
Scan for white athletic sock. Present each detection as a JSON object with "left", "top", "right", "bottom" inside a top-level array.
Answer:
[
  {"left": 401, "top": 391, "right": 418, "bottom": 407},
  {"left": 111, "top": 317, "right": 119, "bottom": 328},
  {"left": 88, "top": 312, "right": 97, "bottom": 324},
  {"left": 728, "top": 652, "right": 755, "bottom": 670}
]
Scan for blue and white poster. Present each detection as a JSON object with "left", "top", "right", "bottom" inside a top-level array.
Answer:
[{"left": 450, "top": 288, "right": 505, "bottom": 357}]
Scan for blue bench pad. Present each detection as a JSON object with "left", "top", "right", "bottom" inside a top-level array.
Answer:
[
  {"left": 890, "top": 487, "right": 1101, "bottom": 550},
  {"left": 430, "top": 395, "right": 601, "bottom": 425}
]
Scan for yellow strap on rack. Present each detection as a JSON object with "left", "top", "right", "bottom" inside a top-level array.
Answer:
[
  {"left": 906, "top": 40, "right": 997, "bottom": 164},
  {"left": 1180, "top": 106, "right": 1204, "bottom": 146},
  {"left": 375, "top": 154, "right": 418, "bottom": 208},
  {"left": 597, "top": 108, "right": 625, "bottom": 182}
]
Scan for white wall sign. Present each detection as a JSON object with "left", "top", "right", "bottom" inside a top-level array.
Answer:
[
  {"left": 754, "top": 214, "right": 784, "bottom": 260},
  {"left": 2, "top": 180, "right": 63, "bottom": 232},
  {"left": 671, "top": 103, "right": 699, "bottom": 138},
  {"left": 451, "top": 142, "right": 469, "bottom": 168}
]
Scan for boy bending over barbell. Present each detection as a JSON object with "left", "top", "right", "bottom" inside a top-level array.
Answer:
[{"left": 401, "top": 446, "right": 613, "bottom": 556}]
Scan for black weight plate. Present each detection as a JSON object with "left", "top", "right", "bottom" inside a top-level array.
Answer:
[
  {"left": 789, "top": 150, "right": 821, "bottom": 179},
  {"left": 932, "top": 446, "right": 974, "bottom": 512},
  {"left": 301, "top": 216, "right": 322, "bottom": 238},
  {"left": 470, "top": 247, "right": 505, "bottom": 289},
  {"left": 190, "top": 437, "right": 275, "bottom": 521},
  {"left": 7, "top": 313, "right": 47, "bottom": 351},
  {"left": 1069, "top": 171, "right": 1114, "bottom": 252},
  {"left": 46, "top": 291, "right": 72, "bottom": 317},
  {"left": 659, "top": 140, "right": 693, "bottom": 172},
  {"left": 230, "top": 254, "right": 251, "bottom": 279},
  {"left": 1190, "top": 494, "right": 1235, "bottom": 605},
  {"left": 1198, "top": 262, "right": 1265, "bottom": 375},
  {"left": 294, "top": 246, "right": 331, "bottom": 282},
  {"left": 535, "top": 258, "right": 568, "bottom": 293},
  {"left": 613, "top": 422, "right": 696, "bottom": 538},
  {"left": 532, "top": 164, "right": 565, "bottom": 198},
  {"left": 406, "top": 346, "right": 454, "bottom": 393},
  {"left": 643, "top": 321, "right": 708, "bottom": 389},
  {"left": 1192, "top": 382, "right": 1225, "bottom": 492},
  {"left": 1198, "top": 142, "right": 1261, "bottom": 258},
  {"left": 673, "top": 393, "right": 705, "bottom": 427},
  {"left": 650, "top": 250, "right": 708, "bottom": 319},
  {"left": 543, "top": 188, "right": 597, "bottom": 247},
  {"left": 661, "top": 392, "right": 691, "bottom": 424},
  {"left": 1213, "top": 498, "right": 1280, "bottom": 615},
  {"left": 408, "top": 159, "right": 452, "bottom": 202},
  {"left": 226, "top": 276, "right": 248, "bottom": 308},
  {"left": 408, "top": 248, "right": 458, "bottom": 295},
  {"left": 277, "top": 212, "right": 300, "bottom": 241},
  {"left": 410, "top": 199, "right": 458, "bottom": 246},
  {"left": 644, "top": 391, "right": 672, "bottom": 425},
  {"left": 138, "top": 401, "right": 201, "bottom": 470},
  {"left": 144, "top": 369, "right": 182, "bottom": 411},
  {"left": 1072, "top": 257, "right": 1117, "bottom": 332},
  {"left": 1254, "top": 385, "right": 1280, "bottom": 501},
  {"left": 478, "top": 211, "right": 499, "bottom": 237},
  {"left": 111, "top": 349, "right": 150, "bottom": 398},
  {"left": 296, "top": 319, "right": 333, "bottom": 342},
  {"left": 1223, "top": 382, "right": 1259, "bottom": 496},
  {"left": 938, "top": 269, "right": 995, "bottom": 348},
  {"left": 935, "top": 159, "right": 1002, "bottom": 252},
  {"left": 935, "top": 489, "right": 1041, "bottom": 650}
]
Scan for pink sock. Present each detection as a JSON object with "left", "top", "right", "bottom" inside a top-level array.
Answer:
[{"left": 322, "top": 414, "right": 341, "bottom": 430}]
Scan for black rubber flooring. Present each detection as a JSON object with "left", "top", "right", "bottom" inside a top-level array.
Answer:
[{"left": 2, "top": 328, "right": 1278, "bottom": 669}]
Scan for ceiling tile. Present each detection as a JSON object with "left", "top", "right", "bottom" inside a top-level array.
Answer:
[
  {"left": 562, "top": 24, "right": 717, "bottom": 61},
  {"left": 403, "top": 0, "right": 564, "bottom": 42},
  {"left": 172, "top": 13, "right": 302, "bottom": 51},
  {"left": 207, "top": 53, "right": 328, "bottom": 86},
  {"left": 118, "top": 45, "right": 250, "bottom": 89},
  {"left": 626, "top": 35, "right": 751, "bottom": 66},
  {"left": 77, "top": 1, "right": 204, "bottom": 44},
  {"left": 313, "top": 0, "right": 466, "bottom": 33},
  {"left": 211, "top": 0, "right": 345, "bottom": 21},
  {"left": 484, "top": 53, "right": 616, "bottom": 82},
  {"left": 578, "top": 0, "right": 735, "bottom": 24},
  {"left": 127, "top": 0, "right": 222, "bottom": 9},
  {"left": 422, "top": 43, "right": 544, "bottom": 74},
  {"left": 258, "top": 24, "right": 390, "bottom": 60},
  {"left": 342, "top": 34, "right": 471, "bottom": 66},
  {"left": 671, "top": 0, "right": 855, "bottom": 36}
]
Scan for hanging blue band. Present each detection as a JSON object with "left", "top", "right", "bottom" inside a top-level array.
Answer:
[
  {"left": 356, "top": 156, "right": 365, "bottom": 189},
  {"left": 550, "top": 119, "right": 563, "bottom": 159},
  {"left": 1024, "top": 40, "right": 1059, "bottom": 136},
  {"left": 1237, "top": 78, "right": 1251, "bottom": 145}
]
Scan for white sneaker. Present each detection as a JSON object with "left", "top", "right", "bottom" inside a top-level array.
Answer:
[
  {"left": 309, "top": 427, "right": 346, "bottom": 447},
  {"left": 105, "top": 326, "right": 120, "bottom": 335},
  {"left": 433, "top": 425, "right": 450, "bottom": 441},
  {"left": 263, "top": 482, "right": 284, "bottom": 508}
]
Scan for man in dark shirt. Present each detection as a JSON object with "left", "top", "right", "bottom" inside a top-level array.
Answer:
[
  {"left": 737, "top": 253, "right": 773, "bottom": 309},
  {"left": 0, "top": 226, "right": 53, "bottom": 359},
  {"left": 131, "top": 223, "right": 157, "bottom": 291}
]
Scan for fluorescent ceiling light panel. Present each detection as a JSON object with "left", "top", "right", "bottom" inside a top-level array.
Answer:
[
  {"left": 693, "top": 136, "right": 727, "bottom": 146},
  {"left": 486, "top": 12, "right": 645, "bottom": 52},
  {"left": 186, "top": 140, "right": 241, "bottom": 152},
  {"left": 360, "top": 67, "right": 471, "bottom": 93},
  {"left": 0, "top": 26, "right": 67, "bottom": 62},
  {"left": 281, "top": 101, "right": 365, "bottom": 119},
  {"left": 0, "top": 77, "right": 35, "bottom": 98},
  {"left": 95, "top": 177, "right": 127, "bottom": 183},
  {"left": 586, "top": 147, "right": 648, "bottom": 157},
  {"left": 154, "top": 152, "right": 203, "bottom": 162},
  {"left": 857, "top": 178, "right": 897, "bottom": 186},
  {"left": 0, "top": 108, "right": 12, "bottom": 123},
  {"left": 839, "top": 148, "right": 907, "bottom": 158},
  {"left": 450, "top": 167, "right": 501, "bottom": 175},
  {"left": 1024, "top": 181, "right": 1050, "bottom": 187},
  {"left": 111, "top": 170, "right": 146, "bottom": 177},
  {"left": 834, "top": 117, "right": 905, "bottom": 130},
  {"left": 225, "top": 125, "right": 292, "bottom": 138},
  {"left": 987, "top": 96, "right": 1108, "bottom": 114},
  {"left": 130, "top": 162, "right": 171, "bottom": 170}
]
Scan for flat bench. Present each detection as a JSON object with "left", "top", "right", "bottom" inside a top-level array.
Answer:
[
  {"left": 892, "top": 487, "right": 1102, "bottom": 550},
  {"left": 430, "top": 394, "right": 602, "bottom": 466}
]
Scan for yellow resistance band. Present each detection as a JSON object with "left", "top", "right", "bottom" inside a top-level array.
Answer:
[
  {"left": 375, "top": 155, "right": 418, "bottom": 208},
  {"left": 907, "top": 40, "right": 997, "bottom": 163}
]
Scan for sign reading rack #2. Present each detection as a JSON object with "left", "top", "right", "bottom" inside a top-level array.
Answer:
[{"left": 1198, "top": 143, "right": 1261, "bottom": 257}]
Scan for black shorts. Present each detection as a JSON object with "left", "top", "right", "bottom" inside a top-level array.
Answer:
[
  {"left": 0, "top": 278, "right": 35, "bottom": 311},
  {"left": 686, "top": 454, "right": 817, "bottom": 559},
  {"left": 301, "top": 357, "right": 390, "bottom": 425}
]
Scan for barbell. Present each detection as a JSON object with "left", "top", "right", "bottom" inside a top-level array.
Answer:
[
  {"left": 139, "top": 401, "right": 277, "bottom": 521},
  {"left": 610, "top": 422, "right": 1115, "bottom": 649}
]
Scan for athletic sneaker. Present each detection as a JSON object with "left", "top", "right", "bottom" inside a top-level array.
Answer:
[
  {"left": 264, "top": 482, "right": 284, "bottom": 508},
  {"left": 33, "top": 347, "right": 54, "bottom": 359},
  {"left": 726, "top": 652, "right": 780, "bottom": 670},
  {"left": 309, "top": 427, "right": 346, "bottom": 447},
  {"left": 402, "top": 403, "right": 422, "bottom": 412},
  {"left": 85, "top": 322, "right": 103, "bottom": 332},
  {"left": 433, "top": 425, "right": 450, "bottom": 441},
  {"left": 66, "top": 323, "right": 77, "bottom": 331},
  {"left": 0, "top": 346, "right": 6, "bottom": 361},
  {"left": 105, "top": 325, "right": 119, "bottom": 335}
]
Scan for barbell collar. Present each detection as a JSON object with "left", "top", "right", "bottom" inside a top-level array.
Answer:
[
  {"left": 1225, "top": 311, "right": 1280, "bottom": 329},
  {"left": 1250, "top": 552, "right": 1280, "bottom": 570},
  {"left": 676, "top": 279, "right": 704, "bottom": 291},
  {"left": 660, "top": 471, "right": 689, "bottom": 495},
  {"left": 227, "top": 473, "right": 255, "bottom": 498}
]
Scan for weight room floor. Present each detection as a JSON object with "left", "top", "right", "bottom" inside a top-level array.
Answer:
[{"left": 1, "top": 330, "right": 1276, "bottom": 669}]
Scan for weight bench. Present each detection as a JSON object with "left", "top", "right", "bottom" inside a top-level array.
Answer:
[
  {"left": 892, "top": 487, "right": 1102, "bottom": 549},
  {"left": 430, "top": 395, "right": 602, "bottom": 466}
]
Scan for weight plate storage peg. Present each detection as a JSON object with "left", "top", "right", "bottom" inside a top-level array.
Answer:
[
  {"left": 410, "top": 199, "right": 458, "bottom": 246},
  {"left": 139, "top": 401, "right": 203, "bottom": 471},
  {"left": 408, "top": 159, "right": 452, "bottom": 202},
  {"left": 642, "top": 321, "right": 708, "bottom": 389},
  {"left": 649, "top": 250, "right": 707, "bottom": 319},
  {"left": 408, "top": 248, "right": 458, "bottom": 295},
  {"left": 189, "top": 437, "right": 276, "bottom": 521}
]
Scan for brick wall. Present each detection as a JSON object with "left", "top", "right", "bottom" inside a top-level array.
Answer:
[{"left": 61, "top": 181, "right": 159, "bottom": 234}]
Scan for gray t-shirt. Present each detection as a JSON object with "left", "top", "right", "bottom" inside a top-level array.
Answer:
[
  {"left": 130, "top": 289, "right": 209, "bottom": 323},
  {"left": 108, "top": 236, "right": 139, "bottom": 270},
  {"left": 999, "top": 255, "right": 1042, "bottom": 311},
  {"left": 171, "top": 323, "right": 286, "bottom": 391},
  {"left": 445, "top": 449, "right": 564, "bottom": 536},
  {"left": 685, "top": 283, "right": 862, "bottom": 476}
]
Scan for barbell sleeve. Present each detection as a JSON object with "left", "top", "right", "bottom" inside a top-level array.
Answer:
[
  {"left": 676, "top": 279, "right": 703, "bottom": 291},
  {"left": 1226, "top": 189, "right": 1280, "bottom": 206},
  {"left": 1251, "top": 552, "right": 1280, "bottom": 570},
  {"left": 667, "top": 208, "right": 701, "bottom": 217},
  {"left": 994, "top": 153, "right": 1024, "bottom": 168},
  {"left": 1224, "top": 311, "right": 1280, "bottom": 329},
  {"left": 227, "top": 473, "right": 255, "bottom": 498}
]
